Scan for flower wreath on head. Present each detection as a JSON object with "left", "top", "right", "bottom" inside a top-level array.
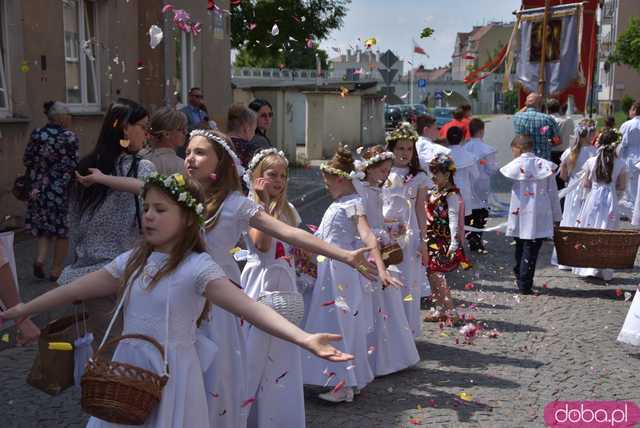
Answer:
[
  {"left": 319, "top": 163, "right": 364, "bottom": 180},
  {"left": 189, "top": 129, "right": 245, "bottom": 176},
  {"left": 146, "top": 172, "right": 205, "bottom": 224},
  {"left": 594, "top": 128, "right": 621, "bottom": 151},
  {"left": 386, "top": 122, "right": 419, "bottom": 145},
  {"left": 354, "top": 149, "right": 395, "bottom": 172},
  {"left": 243, "top": 148, "right": 288, "bottom": 189},
  {"left": 574, "top": 119, "right": 597, "bottom": 136},
  {"left": 429, "top": 153, "right": 457, "bottom": 173}
]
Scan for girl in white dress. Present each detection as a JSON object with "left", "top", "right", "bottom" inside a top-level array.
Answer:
[
  {"left": 383, "top": 124, "right": 432, "bottom": 337},
  {"left": 354, "top": 145, "right": 419, "bottom": 376},
  {"left": 632, "top": 161, "right": 640, "bottom": 227},
  {"left": 302, "top": 146, "right": 395, "bottom": 403},
  {"left": 552, "top": 119, "right": 597, "bottom": 269},
  {"left": 572, "top": 130, "right": 628, "bottom": 281},
  {"left": 241, "top": 148, "right": 306, "bottom": 428},
  {"left": 77, "top": 130, "right": 377, "bottom": 428},
  {"left": 0, "top": 173, "right": 353, "bottom": 428}
]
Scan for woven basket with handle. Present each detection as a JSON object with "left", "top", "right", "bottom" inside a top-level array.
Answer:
[
  {"left": 554, "top": 227, "right": 640, "bottom": 269},
  {"left": 81, "top": 334, "right": 169, "bottom": 425},
  {"left": 258, "top": 291, "right": 305, "bottom": 326},
  {"left": 381, "top": 242, "right": 403, "bottom": 267}
]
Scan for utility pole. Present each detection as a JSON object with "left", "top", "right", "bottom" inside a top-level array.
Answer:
[{"left": 538, "top": 0, "right": 551, "bottom": 98}]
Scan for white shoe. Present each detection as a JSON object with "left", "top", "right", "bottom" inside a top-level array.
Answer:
[{"left": 318, "top": 387, "right": 354, "bottom": 403}]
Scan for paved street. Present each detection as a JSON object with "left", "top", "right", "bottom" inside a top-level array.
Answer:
[{"left": 1, "top": 118, "right": 639, "bottom": 427}]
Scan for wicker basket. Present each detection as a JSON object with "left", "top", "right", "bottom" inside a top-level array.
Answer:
[
  {"left": 554, "top": 227, "right": 640, "bottom": 269},
  {"left": 258, "top": 291, "right": 305, "bottom": 326},
  {"left": 381, "top": 243, "right": 403, "bottom": 267},
  {"left": 81, "top": 334, "right": 169, "bottom": 425}
]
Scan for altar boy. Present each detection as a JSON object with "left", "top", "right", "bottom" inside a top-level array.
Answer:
[{"left": 500, "top": 135, "right": 562, "bottom": 295}]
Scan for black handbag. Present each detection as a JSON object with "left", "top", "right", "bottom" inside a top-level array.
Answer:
[{"left": 12, "top": 174, "right": 31, "bottom": 201}]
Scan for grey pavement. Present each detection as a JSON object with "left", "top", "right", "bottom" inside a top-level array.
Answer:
[{"left": 2, "top": 120, "right": 640, "bottom": 427}]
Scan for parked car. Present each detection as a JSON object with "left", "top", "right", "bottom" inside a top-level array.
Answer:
[
  {"left": 432, "top": 107, "right": 456, "bottom": 129},
  {"left": 385, "top": 105, "right": 403, "bottom": 130},
  {"left": 386, "top": 104, "right": 428, "bottom": 128}
]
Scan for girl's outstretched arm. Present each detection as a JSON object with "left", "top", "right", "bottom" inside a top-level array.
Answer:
[
  {"left": 205, "top": 278, "right": 353, "bottom": 362},
  {"left": 0, "top": 270, "right": 120, "bottom": 325},
  {"left": 249, "top": 211, "right": 377, "bottom": 281},
  {"left": 76, "top": 168, "right": 144, "bottom": 194}
]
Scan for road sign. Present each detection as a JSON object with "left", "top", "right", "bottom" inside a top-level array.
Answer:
[
  {"left": 434, "top": 91, "right": 444, "bottom": 100},
  {"left": 596, "top": 84, "right": 603, "bottom": 93},
  {"left": 379, "top": 68, "right": 398, "bottom": 85},
  {"left": 417, "top": 79, "right": 427, "bottom": 88},
  {"left": 380, "top": 50, "right": 399, "bottom": 69},
  {"left": 380, "top": 86, "right": 396, "bottom": 96}
]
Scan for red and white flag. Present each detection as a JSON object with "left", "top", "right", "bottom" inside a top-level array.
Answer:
[{"left": 413, "top": 39, "right": 428, "bottom": 56}]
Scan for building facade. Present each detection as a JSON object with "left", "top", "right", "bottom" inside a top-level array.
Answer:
[
  {"left": 597, "top": 0, "right": 640, "bottom": 114},
  {"left": 329, "top": 47, "right": 404, "bottom": 83},
  {"left": 0, "top": 0, "right": 231, "bottom": 222}
]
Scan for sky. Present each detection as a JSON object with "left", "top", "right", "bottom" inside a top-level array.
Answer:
[{"left": 319, "top": 0, "right": 522, "bottom": 69}]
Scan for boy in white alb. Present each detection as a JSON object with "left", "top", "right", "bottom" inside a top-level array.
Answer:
[
  {"left": 445, "top": 126, "right": 479, "bottom": 218},
  {"left": 501, "top": 135, "right": 562, "bottom": 295},
  {"left": 464, "top": 118, "right": 498, "bottom": 253},
  {"left": 415, "top": 114, "right": 451, "bottom": 179}
]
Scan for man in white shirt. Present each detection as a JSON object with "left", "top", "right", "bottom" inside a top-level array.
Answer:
[
  {"left": 415, "top": 114, "right": 451, "bottom": 174},
  {"left": 619, "top": 101, "right": 640, "bottom": 214}
]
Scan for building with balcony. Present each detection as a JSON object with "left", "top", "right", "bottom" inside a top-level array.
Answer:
[
  {"left": 597, "top": 0, "right": 640, "bottom": 114},
  {"left": 0, "top": 0, "right": 232, "bottom": 223}
]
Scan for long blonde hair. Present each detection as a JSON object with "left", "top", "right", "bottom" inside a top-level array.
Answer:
[
  {"left": 194, "top": 130, "right": 243, "bottom": 230},
  {"left": 566, "top": 118, "right": 595, "bottom": 174},
  {"left": 120, "top": 178, "right": 207, "bottom": 293},
  {"left": 248, "top": 153, "right": 297, "bottom": 226}
]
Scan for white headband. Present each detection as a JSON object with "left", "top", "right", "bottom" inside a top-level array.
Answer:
[
  {"left": 243, "top": 148, "right": 288, "bottom": 189},
  {"left": 354, "top": 151, "right": 395, "bottom": 172},
  {"left": 189, "top": 129, "right": 244, "bottom": 176}
]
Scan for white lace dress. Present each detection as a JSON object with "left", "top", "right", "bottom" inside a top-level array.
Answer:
[
  {"left": 301, "top": 194, "right": 374, "bottom": 390},
  {"left": 198, "top": 191, "right": 262, "bottom": 428},
  {"left": 87, "top": 250, "right": 225, "bottom": 428},
  {"left": 572, "top": 157, "right": 627, "bottom": 280},
  {"left": 241, "top": 204, "right": 305, "bottom": 428},
  {"left": 383, "top": 168, "right": 431, "bottom": 337},
  {"left": 356, "top": 179, "right": 419, "bottom": 376},
  {"left": 551, "top": 146, "right": 596, "bottom": 267}
]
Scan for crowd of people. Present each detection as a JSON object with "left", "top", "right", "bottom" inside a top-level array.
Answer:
[{"left": 0, "top": 89, "right": 639, "bottom": 427}]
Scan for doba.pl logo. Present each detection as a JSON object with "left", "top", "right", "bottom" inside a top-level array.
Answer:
[{"left": 544, "top": 401, "right": 640, "bottom": 427}]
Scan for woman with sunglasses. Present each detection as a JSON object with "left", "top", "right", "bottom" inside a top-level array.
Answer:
[
  {"left": 249, "top": 98, "right": 274, "bottom": 150},
  {"left": 141, "top": 107, "right": 188, "bottom": 175}
]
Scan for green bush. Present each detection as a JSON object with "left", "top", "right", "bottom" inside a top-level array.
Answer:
[{"left": 621, "top": 95, "right": 635, "bottom": 113}]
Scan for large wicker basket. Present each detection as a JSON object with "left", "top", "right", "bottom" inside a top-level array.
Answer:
[
  {"left": 258, "top": 291, "right": 305, "bottom": 326},
  {"left": 81, "top": 334, "right": 169, "bottom": 425},
  {"left": 554, "top": 227, "right": 640, "bottom": 269}
]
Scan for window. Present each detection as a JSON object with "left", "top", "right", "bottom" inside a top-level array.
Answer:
[
  {"left": 175, "top": 31, "right": 194, "bottom": 105},
  {"left": 0, "top": 0, "right": 9, "bottom": 112},
  {"left": 62, "top": 0, "right": 99, "bottom": 109}
]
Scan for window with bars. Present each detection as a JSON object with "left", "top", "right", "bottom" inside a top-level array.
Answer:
[{"left": 62, "top": 0, "right": 99, "bottom": 109}]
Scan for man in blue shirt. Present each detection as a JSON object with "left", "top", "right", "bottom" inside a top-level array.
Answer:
[
  {"left": 513, "top": 92, "right": 559, "bottom": 160},
  {"left": 180, "top": 87, "right": 208, "bottom": 132}
]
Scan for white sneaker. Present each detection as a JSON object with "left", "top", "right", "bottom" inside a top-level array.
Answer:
[{"left": 318, "top": 387, "right": 355, "bottom": 403}]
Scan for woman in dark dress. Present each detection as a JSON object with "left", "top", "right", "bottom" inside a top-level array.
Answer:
[
  {"left": 23, "top": 101, "right": 79, "bottom": 281},
  {"left": 249, "top": 98, "right": 274, "bottom": 150}
]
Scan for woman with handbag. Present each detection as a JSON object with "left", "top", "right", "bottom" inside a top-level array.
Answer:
[
  {"left": 62, "top": 98, "right": 156, "bottom": 352},
  {"left": 0, "top": 173, "right": 353, "bottom": 428},
  {"left": 353, "top": 145, "right": 419, "bottom": 378},
  {"left": 23, "top": 101, "right": 78, "bottom": 281}
]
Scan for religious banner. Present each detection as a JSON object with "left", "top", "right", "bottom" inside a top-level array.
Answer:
[{"left": 513, "top": 3, "right": 584, "bottom": 95}]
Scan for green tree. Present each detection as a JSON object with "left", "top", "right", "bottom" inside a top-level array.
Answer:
[
  {"left": 231, "top": 0, "right": 349, "bottom": 69},
  {"left": 609, "top": 16, "right": 640, "bottom": 72}
]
